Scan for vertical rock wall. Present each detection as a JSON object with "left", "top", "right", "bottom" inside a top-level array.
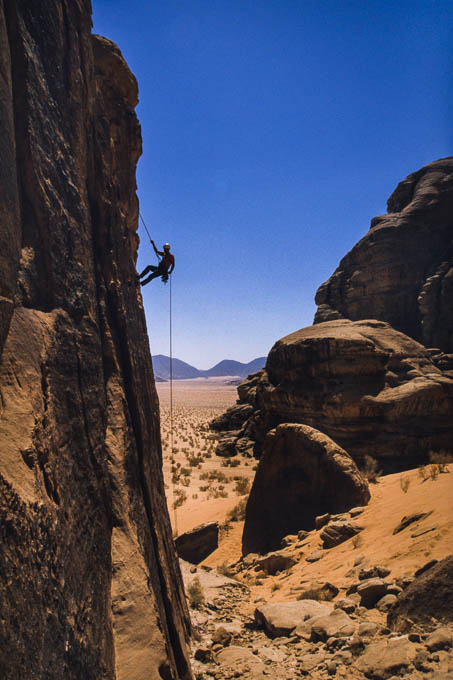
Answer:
[{"left": 0, "top": 1, "right": 192, "bottom": 678}]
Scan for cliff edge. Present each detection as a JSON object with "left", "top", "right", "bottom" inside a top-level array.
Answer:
[{"left": 0, "top": 2, "right": 192, "bottom": 678}]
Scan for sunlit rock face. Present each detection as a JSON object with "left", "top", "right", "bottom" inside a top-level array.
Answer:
[
  {"left": 314, "top": 158, "right": 453, "bottom": 354},
  {"left": 0, "top": 2, "right": 192, "bottom": 678},
  {"left": 251, "top": 319, "right": 453, "bottom": 471}
]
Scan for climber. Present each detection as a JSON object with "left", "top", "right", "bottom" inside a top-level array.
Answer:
[{"left": 137, "top": 240, "right": 175, "bottom": 285}]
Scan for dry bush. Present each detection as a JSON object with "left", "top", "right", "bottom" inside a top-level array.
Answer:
[
  {"left": 418, "top": 465, "right": 428, "bottom": 481},
  {"left": 352, "top": 534, "right": 363, "bottom": 549},
  {"left": 187, "top": 577, "right": 205, "bottom": 609},
  {"left": 361, "top": 455, "right": 382, "bottom": 483},
  {"left": 429, "top": 450, "right": 453, "bottom": 474},
  {"left": 234, "top": 477, "right": 250, "bottom": 496},
  {"left": 400, "top": 476, "right": 410, "bottom": 493},
  {"left": 173, "top": 489, "right": 187, "bottom": 508},
  {"left": 226, "top": 497, "right": 247, "bottom": 522}
]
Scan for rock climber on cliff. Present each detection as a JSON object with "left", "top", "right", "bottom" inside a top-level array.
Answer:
[{"left": 136, "top": 240, "right": 175, "bottom": 285}]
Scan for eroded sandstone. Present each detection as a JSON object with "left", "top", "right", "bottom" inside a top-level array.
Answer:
[{"left": 0, "top": 2, "right": 191, "bottom": 678}]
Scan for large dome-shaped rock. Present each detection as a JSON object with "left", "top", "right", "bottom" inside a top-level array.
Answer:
[
  {"left": 314, "top": 158, "right": 453, "bottom": 353},
  {"left": 242, "top": 423, "right": 370, "bottom": 555},
  {"left": 251, "top": 319, "right": 453, "bottom": 470},
  {"left": 0, "top": 2, "right": 191, "bottom": 679}
]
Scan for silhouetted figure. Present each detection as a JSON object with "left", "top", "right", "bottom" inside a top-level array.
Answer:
[{"left": 137, "top": 241, "right": 175, "bottom": 285}]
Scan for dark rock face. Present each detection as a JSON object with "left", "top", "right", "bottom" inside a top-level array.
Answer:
[
  {"left": 175, "top": 522, "right": 219, "bottom": 564},
  {"left": 0, "top": 2, "right": 191, "bottom": 679},
  {"left": 387, "top": 555, "right": 453, "bottom": 632},
  {"left": 242, "top": 423, "right": 370, "bottom": 555},
  {"left": 314, "top": 158, "right": 453, "bottom": 353},
  {"left": 244, "top": 320, "right": 453, "bottom": 470}
]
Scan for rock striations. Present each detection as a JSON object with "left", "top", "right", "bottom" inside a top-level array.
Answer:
[
  {"left": 0, "top": 2, "right": 191, "bottom": 679},
  {"left": 314, "top": 158, "right": 453, "bottom": 354}
]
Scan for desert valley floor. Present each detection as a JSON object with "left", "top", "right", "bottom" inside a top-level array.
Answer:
[{"left": 156, "top": 379, "right": 453, "bottom": 680}]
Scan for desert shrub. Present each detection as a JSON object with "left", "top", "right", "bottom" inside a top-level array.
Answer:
[
  {"left": 429, "top": 450, "right": 453, "bottom": 473},
  {"left": 234, "top": 477, "right": 250, "bottom": 496},
  {"left": 429, "top": 464, "right": 439, "bottom": 481},
  {"left": 400, "top": 476, "right": 410, "bottom": 493},
  {"left": 418, "top": 465, "right": 428, "bottom": 481},
  {"left": 361, "top": 455, "right": 382, "bottom": 483},
  {"left": 173, "top": 489, "right": 187, "bottom": 508},
  {"left": 192, "top": 493, "right": 198, "bottom": 499},
  {"left": 187, "top": 577, "right": 205, "bottom": 609},
  {"left": 180, "top": 476, "right": 190, "bottom": 487},
  {"left": 226, "top": 497, "right": 247, "bottom": 522}
]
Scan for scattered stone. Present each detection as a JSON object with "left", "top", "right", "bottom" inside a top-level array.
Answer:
[
  {"left": 356, "top": 578, "right": 389, "bottom": 608},
  {"left": 215, "top": 645, "right": 266, "bottom": 677},
  {"left": 281, "top": 535, "right": 298, "bottom": 548},
  {"left": 425, "top": 628, "right": 453, "bottom": 651},
  {"left": 298, "top": 581, "right": 339, "bottom": 601},
  {"left": 315, "top": 513, "right": 331, "bottom": 530},
  {"left": 357, "top": 621, "right": 380, "bottom": 637},
  {"left": 386, "top": 584, "right": 403, "bottom": 596},
  {"left": 326, "top": 660, "right": 337, "bottom": 675},
  {"left": 175, "top": 522, "right": 219, "bottom": 564},
  {"left": 320, "top": 521, "right": 363, "bottom": 549},
  {"left": 306, "top": 550, "right": 324, "bottom": 563},
  {"left": 349, "top": 507, "right": 365, "bottom": 517},
  {"left": 255, "top": 600, "right": 331, "bottom": 638},
  {"left": 392, "top": 511, "right": 433, "bottom": 535},
  {"left": 334, "top": 598, "right": 356, "bottom": 614},
  {"left": 309, "top": 609, "right": 356, "bottom": 642},
  {"left": 354, "top": 554, "right": 366, "bottom": 566},
  {"left": 359, "top": 565, "right": 391, "bottom": 580},
  {"left": 212, "top": 627, "right": 233, "bottom": 647},
  {"left": 255, "top": 552, "right": 297, "bottom": 576},
  {"left": 376, "top": 594, "right": 398, "bottom": 613},
  {"left": 356, "top": 636, "right": 417, "bottom": 679},
  {"left": 195, "top": 647, "right": 212, "bottom": 662},
  {"left": 297, "top": 530, "right": 309, "bottom": 541}
]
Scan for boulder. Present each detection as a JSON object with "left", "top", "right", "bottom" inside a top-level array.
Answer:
[
  {"left": 298, "top": 580, "right": 339, "bottom": 601},
  {"left": 387, "top": 555, "right": 453, "bottom": 631},
  {"left": 355, "top": 637, "right": 417, "bottom": 679},
  {"left": 215, "top": 434, "right": 239, "bottom": 457},
  {"left": 242, "top": 423, "right": 370, "bottom": 555},
  {"left": 425, "top": 627, "right": 453, "bottom": 651},
  {"left": 215, "top": 646, "right": 266, "bottom": 678},
  {"left": 210, "top": 403, "right": 254, "bottom": 431},
  {"left": 309, "top": 609, "right": 356, "bottom": 641},
  {"left": 254, "top": 551, "right": 297, "bottom": 575},
  {"left": 357, "top": 578, "right": 389, "bottom": 608},
  {"left": 314, "top": 158, "right": 453, "bottom": 354},
  {"left": 175, "top": 522, "right": 219, "bottom": 564},
  {"left": 254, "top": 600, "right": 331, "bottom": 638},
  {"left": 320, "top": 521, "right": 364, "bottom": 549}
]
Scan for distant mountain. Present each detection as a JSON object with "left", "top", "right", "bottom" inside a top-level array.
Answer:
[
  {"left": 152, "top": 354, "right": 266, "bottom": 381},
  {"left": 152, "top": 355, "right": 202, "bottom": 380}
]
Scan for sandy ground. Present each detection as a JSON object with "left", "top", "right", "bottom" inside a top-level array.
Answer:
[
  {"left": 157, "top": 378, "right": 254, "bottom": 536},
  {"left": 157, "top": 378, "right": 453, "bottom": 609}
]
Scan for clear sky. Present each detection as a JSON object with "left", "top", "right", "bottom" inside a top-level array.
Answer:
[{"left": 92, "top": 0, "right": 452, "bottom": 369}]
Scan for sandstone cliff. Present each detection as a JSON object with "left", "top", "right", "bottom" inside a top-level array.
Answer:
[
  {"left": 0, "top": 2, "right": 191, "bottom": 678},
  {"left": 213, "top": 320, "right": 453, "bottom": 471},
  {"left": 314, "top": 158, "right": 453, "bottom": 353}
]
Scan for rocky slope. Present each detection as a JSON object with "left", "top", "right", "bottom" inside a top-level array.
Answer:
[
  {"left": 314, "top": 158, "right": 453, "bottom": 354},
  {"left": 0, "top": 2, "right": 191, "bottom": 678}
]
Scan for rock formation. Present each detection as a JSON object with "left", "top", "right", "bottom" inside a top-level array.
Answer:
[
  {"left": 387, "top": 555, "right": 453, "bottom": 632},
  {"left": 213, "top": 319, "right": 453, "bottom": 471},
  {"left": 314, "top": 158, "right": 453, "bottom": 354},
  {"left": 0, "top": 2, "right": 191, "bottom": 678},
  {"left": 175, "top": 522, "right": 219, "bottom": 564},
  {"left": 242, "top": 423, "right": 370, "bottom": 555}
]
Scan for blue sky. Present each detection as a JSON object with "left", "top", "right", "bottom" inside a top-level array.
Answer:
[{"left": 92, "top": 0, "right": 452, "bottom": 369}]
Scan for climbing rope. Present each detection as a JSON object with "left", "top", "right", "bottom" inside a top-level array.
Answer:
[{"left": 138, "top": 211, "right": 178, "bottom": 534}]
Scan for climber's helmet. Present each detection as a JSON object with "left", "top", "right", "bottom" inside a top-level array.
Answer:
[{"left": 163, "top": 243, "right": 171, "bottom": 251}]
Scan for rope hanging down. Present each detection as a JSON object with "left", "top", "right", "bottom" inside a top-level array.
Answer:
[{"left": 138, "top": 211, "right": 178, "bottom": 534}]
